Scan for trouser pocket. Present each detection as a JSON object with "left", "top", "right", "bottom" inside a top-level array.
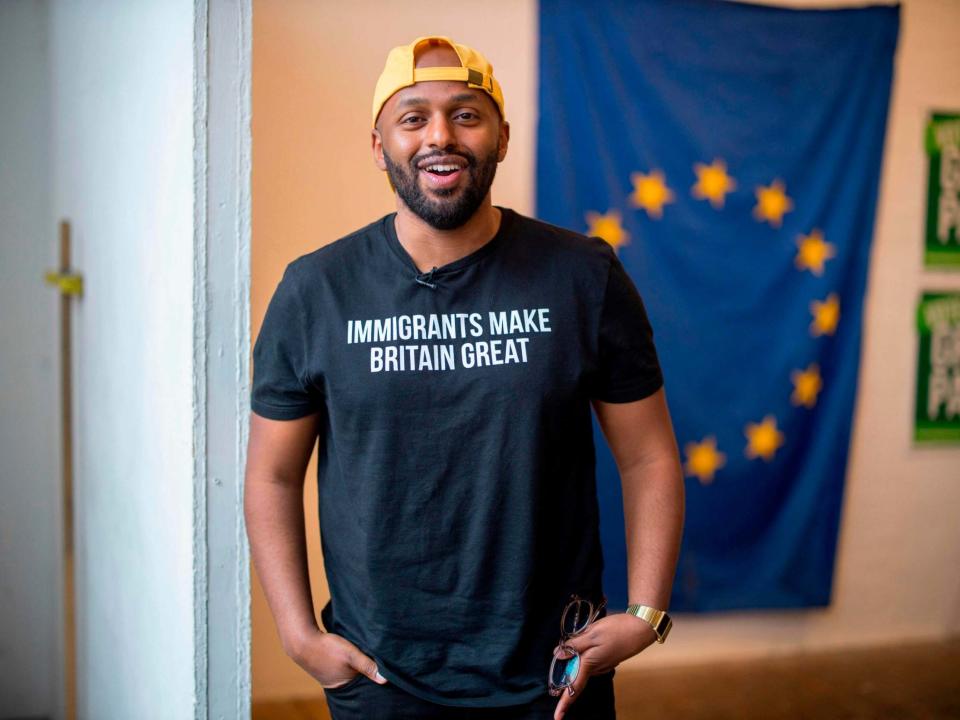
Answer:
[{"left": 323, "top": 672, "right": 367, "bottom": 694}]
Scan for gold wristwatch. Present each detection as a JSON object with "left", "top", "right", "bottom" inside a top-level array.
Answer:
[{"left": 625, "top": 604, "right": 672, "bottom": 643}]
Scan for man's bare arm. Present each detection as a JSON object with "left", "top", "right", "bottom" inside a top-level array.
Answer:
[
  {"left": 244, "top": 411, "right": 321, "bottom": 658},
  {"left": 592, "top": 387, "right": 685, "bottom": 613},
  {"left": 552, "top": 388, "right": 685, "bottom": 719},
  {"left": 244, "top": 411, "right": 388, "bottom": 688}
]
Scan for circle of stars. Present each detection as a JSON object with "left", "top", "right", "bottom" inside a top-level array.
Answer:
[{"left": 584, "top": 158, "right": 842, "bottom": 485}]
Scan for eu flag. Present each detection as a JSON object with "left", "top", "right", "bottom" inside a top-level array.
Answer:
[{"left": 537, "top": 0, "right": 900, "bottom": 611}]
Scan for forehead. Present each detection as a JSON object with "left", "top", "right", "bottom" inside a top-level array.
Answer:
[
  {"left": 390, "top": 81, "right": 488, "bottom": 108},
  {"left": 382, "top": 81, "right": 499, "bottom": 119}
]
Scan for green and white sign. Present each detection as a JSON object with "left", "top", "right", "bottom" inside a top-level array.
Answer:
[
  {"left": 925, "top": 112, "right": 960, "bottom": 267},
  {"left": 915, "top": 292, "right": 960, "bottom": 443}
]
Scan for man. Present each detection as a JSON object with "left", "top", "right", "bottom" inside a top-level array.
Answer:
[{"left": 245, "top": 36, "right": 684, "bottom": 720}]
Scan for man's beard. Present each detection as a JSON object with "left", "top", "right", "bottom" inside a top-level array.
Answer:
[{"left": 383, "top": 143, "right": 500, "bottom": 230}]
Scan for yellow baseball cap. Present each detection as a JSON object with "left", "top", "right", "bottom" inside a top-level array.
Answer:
[{"left": 372, "top": 36, "right": 506, "bottom": 128}]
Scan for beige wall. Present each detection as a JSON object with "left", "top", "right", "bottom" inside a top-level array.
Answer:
[{"left": 251, "top": 0, "right": 960, "bottom": 700}]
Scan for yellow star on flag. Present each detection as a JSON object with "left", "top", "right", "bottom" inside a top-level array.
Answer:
[
  {"left": 586, "top": 210, "right": 629, "bottom": 250},
  {"left": 744, "top": 415, "right": 785, "bottom": 462},
  {"left": 795, "top": 229, "right": 836, "bottom": 276},
  {"left": 692, "top": 158, "right": 737, "bottom": 209},
  {"left": 791, "top": 363, "right": 823, "bottom": 409},
  {"left": 630, "top": 170, "right": 675, "bottom": 219},
  {"left": 684, "top": 436, "right": 727, "bottom": 485},
  {"left": 810, "top": 293, "right": 840, "bottom": 337},
  {"left": 753, "top": 179, "right": 794, "bottom": 227}
]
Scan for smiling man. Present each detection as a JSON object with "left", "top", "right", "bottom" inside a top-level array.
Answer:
[{"left": 245, "top": 36, "right": 685, "bottom": 720}]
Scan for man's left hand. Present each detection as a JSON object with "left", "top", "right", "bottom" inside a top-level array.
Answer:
[{"left": 551, "top": 613, "right": 659, "bottom": 720}]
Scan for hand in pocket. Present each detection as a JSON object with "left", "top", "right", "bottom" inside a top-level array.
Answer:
[{"left": 289, "top": 629, "right": 389, "bottom": 689}]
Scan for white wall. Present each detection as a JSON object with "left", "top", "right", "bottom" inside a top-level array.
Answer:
[
  {"left": 252, "top": 0, "right": 960, "bottom": 698},
  {"left": 47, "top": 1, "right": 198, "bottom": 716},
  {"left": 0, "top": 2, "right": 62, "bottom": 717},
  {"left": 847, "top": 0, "right": 960, "bottom": 640}
]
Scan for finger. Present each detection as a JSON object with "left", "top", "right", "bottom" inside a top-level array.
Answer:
[
  {"left": 553, "top": 667, "right": 591, "bottom": 720},
  {"left": 353, "top": 652, "right": 389, "bottom": 684},
  {"left": 554, "top": 635, "right": 583, "bottom": 657}
]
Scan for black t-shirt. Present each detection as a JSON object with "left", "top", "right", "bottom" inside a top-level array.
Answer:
[{"left": 251, "top": 207, "right": 663, "bottom": 707}]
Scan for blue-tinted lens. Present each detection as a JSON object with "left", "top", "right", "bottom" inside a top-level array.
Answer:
[{"left": 549, "top": 649, "right": 579, "bottom": 687}]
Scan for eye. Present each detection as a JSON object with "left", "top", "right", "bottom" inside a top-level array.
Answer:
[
  {"left": 400, "top": 114, "right": 426, "bottom": 125},
  {"left": 455, "top": 111, "right": 479, "bottom": 121}
]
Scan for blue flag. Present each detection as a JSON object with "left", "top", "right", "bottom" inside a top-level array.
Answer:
[{"left": 537, "top": 0, "right": 899, "bottom": 612}]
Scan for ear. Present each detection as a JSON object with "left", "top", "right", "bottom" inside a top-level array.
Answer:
[
  {"left": 497, "top": 120, "right": 510, "bottom": 163},
  {"left": 372, "top": 127, "right": 387, "bottom": 171}
]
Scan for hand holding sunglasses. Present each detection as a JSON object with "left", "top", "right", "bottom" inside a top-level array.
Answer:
[
  {"left": 547, "top": 592, "right": 672, "bottom": 719},
  {"left": 547, "top": 593, "right": 608, "bottom": 698}
]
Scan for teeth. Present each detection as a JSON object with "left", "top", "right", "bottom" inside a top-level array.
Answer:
[{"left": 425, "top": 164, "right": 460, "bottom": 172}]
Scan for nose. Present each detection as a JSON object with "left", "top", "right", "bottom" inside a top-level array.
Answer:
[{"left": 425, "top": 112, "right": 456, "bottom": 149}]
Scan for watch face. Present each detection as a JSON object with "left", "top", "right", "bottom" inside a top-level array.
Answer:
[{"left": 657, "top": 617, "right": 672, "bottom": 642}]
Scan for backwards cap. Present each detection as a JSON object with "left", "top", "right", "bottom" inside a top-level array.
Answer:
[{"left": 372, "top": 36, "right": 506, "bottom": 128}]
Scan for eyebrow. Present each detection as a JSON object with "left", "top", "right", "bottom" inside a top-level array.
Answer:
[
  {"left": 449, "top": 92, "right": 483, "bottom": 104},
  {"left": 395, "top": 91, "right": 486, "bottom": 110}
]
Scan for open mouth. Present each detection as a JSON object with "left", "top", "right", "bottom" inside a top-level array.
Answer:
[
  {"left": 423, "top": 163, "right": 461, "bottom": 176},
  {"left": 418, "top": 157, "right": 469, "bottom": 190}
]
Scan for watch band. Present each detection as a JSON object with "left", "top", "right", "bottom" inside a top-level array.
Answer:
[{"left": 625, "top": 604, "right": 672, "bottom": 643}]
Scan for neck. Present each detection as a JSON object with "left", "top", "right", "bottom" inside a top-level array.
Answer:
[{"left": 394, "top": 197, "right": 502, "bottom": 273}]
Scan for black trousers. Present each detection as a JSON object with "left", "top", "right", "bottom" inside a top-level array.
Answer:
[{"left": 323, "top": 669, "right": 617, "bottom": 720}]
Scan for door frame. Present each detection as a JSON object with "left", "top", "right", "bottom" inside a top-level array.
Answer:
[{"left": 193, "top": 0, "right": 252, "bottom": 717}]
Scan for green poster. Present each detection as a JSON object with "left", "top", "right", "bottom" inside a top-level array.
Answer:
[
  {"left": 915, "top": 293, "right": 960, "bottom": 443},
  {"left": 925, "top": 112, "right": 960, "bottom": 267}
]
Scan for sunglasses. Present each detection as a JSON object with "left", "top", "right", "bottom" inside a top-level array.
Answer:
[{"left": 547, "top": 593, "right": 607, "bottom": 697}]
